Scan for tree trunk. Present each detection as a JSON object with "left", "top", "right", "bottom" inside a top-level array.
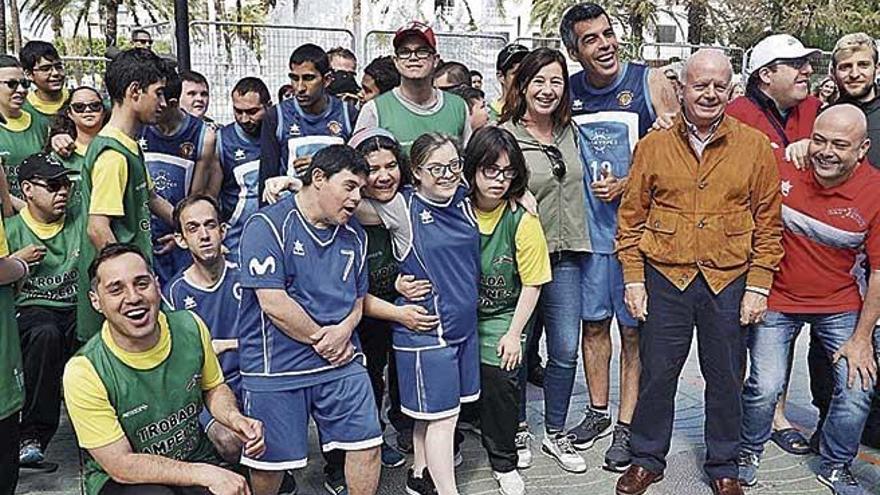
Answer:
[
  {"left": 0, "top": 0, "right": 7, "bottom": 54},
  {"left": 7, "top": 0, "right": 20, "bottom": 54},
  {"left": 628, "top": 12, "right": 644, "bottom": 46},
  {"left": 104, "top": 0, "right": 120, "bottom": 47},
  {"left": 52, "top": 12, "right": 63, "bottom": 40},
  {"left": 686, "top": 0, "right": 707, "bottom": 45}
]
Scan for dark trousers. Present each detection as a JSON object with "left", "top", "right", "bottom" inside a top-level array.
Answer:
[
  {"left": 0, "top": 413, "right": 19, "bottom": 495},
  {"left": 100, "top": 480, "right": 211, "bottom": 495},
  {"left": 478, "top": 364, "right": 521, "bottom": 473},
  {"left": 18, "top": 305, "right": 78, "bottom": 448},
  {"left": 630, "top": 266, "right": 746, "bottom": 480},
  {"left": 358, "top": 318, "right": 410, "bottom": 434}
]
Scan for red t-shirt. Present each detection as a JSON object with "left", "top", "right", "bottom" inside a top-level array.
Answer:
[
  {"left": 726, "top": 95, "right": 822, "bottom": 164},
  {"left": 770, "top": 162, "right": 880, "bottom": 313}
]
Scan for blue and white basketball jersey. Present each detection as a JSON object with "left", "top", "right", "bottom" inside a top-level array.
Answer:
[
  {"left": 162, "top": 261, "right": 247, "bottom": 392},
  {"left": 570, "top": 62, "right": 655, "bottom": 253},
  {"left": 238, "top": 194, "right": 369, "bottom": 391},
  {"left": 387, "top": 184, "right": 480, "bottom": 350},
  {"left": 217, "top": 122, "right": 260, "bottom": 261},
  {"left": 274, "top": 96, "right": 355, "bottom": 177}
]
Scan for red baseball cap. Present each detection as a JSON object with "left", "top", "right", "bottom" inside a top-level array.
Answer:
[{"left": 393, "top": 21, "right": 437, "bottom": 51}]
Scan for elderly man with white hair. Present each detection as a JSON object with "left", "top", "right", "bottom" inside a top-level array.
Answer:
[
  {"left": 615, "top": 49, "right": 783, "bottom": 495},
  {"left": 738, "top": 104, "right": 880, "bottom": 495}
]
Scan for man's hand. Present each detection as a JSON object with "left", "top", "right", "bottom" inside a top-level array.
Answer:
[
  {"left": 198, "top": 464, "right": 251, "bottom": 495},
  {"left": 154, "top": 234, "right": 177, "bottom": 255},
  {"left": 833, "top": 337, "right": 878, "bottom": 390},
  {"left": 784, "top": 139, "right": 811, "bottom": 170},
  {"left": 226, "top": 414, "right": 266, "bottom": 459},
  {"left": 262, "top": 176, "right": 302, "bottom": 204},
  {"left": 211, "top": 339, "right": 238, "bottom": 355},
  {"left": 496, "top": 331, "right": 522, "bottom": 371},
  {"left": 50, "top": 133, "right": 76, "bottom": 158},
  {"left": 395, "top": 274, "right": 432, "bottom": 301},
  {"left": 395, "top": 304, "right": 440, "bottom": 332},
  {"left": 650, "top": 112, "right": 676, "bottom": 132},
  {"left": 312, "top": 324, "right": 355, "bottom": 365},
  {"left": 13, "top": 244, "right": 46, "bottom": 264},
  {"left": 739, "top": 291, "right": 767, "bottom": 326},
  {"left": 591, "top": 168, "right": 626, "bottom": 202},
  {"left": 624, "top": 284, "right": 648, "bottom": 321}
]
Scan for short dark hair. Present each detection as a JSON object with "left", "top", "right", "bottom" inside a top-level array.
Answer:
[
  {"left": 354, "top": 134, "right": 412, "bottom": 187},
  {"left": 449, "top": 85, "right": 485, "bottom": 107},
  {"left": 20, "top": 41, "right": 60, "bottom": 71},
  {"left": 364, "top": 56, "right": 400, "bottom": 94},
  {"left": 327, "top": 46, "right": 357, "bottom": 64},
  {"left": 434, "top": 61, "right": 470, "bottom": 88},
  {"left": 560, "top": 3, "right": 612, "bottom": 54},
  {"left": 0, "top": 55, "right": 21, "bottom": 69},
  {"left": 180, "top": 70, "right": 208, "bottom": 88},
  {"left": 469, "top": 69, "right": 483, "bottom": 80},
  {"left": 173, "top": 194, "right": 221, "bottom": 233},
  {"left": 131, "top": 28, "right": 151, "bottom": 40},
  {"left": 301, "top": 144, "right": 370, "bottom": 186},
  {"left": 88, "top": 243, "right": 151, "bottom": 288},
  {"left": 46, "top": 86, "right": 108, "bottom": 150},
  {"left": 232, "top": 77, "right": 271, "bottom": 105},
  {"left": 290, "top": 44, "right": 330, "bottom": 76},
  {"left": 105, "top": 48, "right": 168, "bottom": 104},
  {"left": 464, "top": 126, "right": 529, "bottom": 200},
  {"left": 500, "top": 48, "right": 571, "bottom": 130}
]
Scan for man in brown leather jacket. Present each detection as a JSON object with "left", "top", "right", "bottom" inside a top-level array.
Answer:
[{"left": 614, "top": 49, "right": 783, "bottom": 495}]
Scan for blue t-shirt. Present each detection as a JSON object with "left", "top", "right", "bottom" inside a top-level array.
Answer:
[
  {"left": 570, "top": 62, "right": 655, "bottom": 253},
  {"left": 377, "top": 184, "right": 480, "bottom": 350},
  {"left": 217, "top": 122, "right": 260, "bottom": 261},
  {"left": 237, "top": 194, "right": 369, "bottom": 391},
  {"left": 162, "top": 261, "right": 247, "bottom": 393}
]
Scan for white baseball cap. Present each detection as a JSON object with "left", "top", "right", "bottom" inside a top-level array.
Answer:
[{"left": 746, "top": 34, "right": 820, "bottom": 75}]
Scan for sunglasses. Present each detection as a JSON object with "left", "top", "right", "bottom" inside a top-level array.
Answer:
[
  {"left": 772, "top": 57, "right": 812, "bottom": 71},
  {"left": 395, "top": 48, "right": 435, "bottom": 60},
  {"left": 70, "top": 101, "right": 104, "bottom": 114},
  {"left": 542, "top": 145, "right": 566, "bottom": 179},
  {"left": 28, "top": 178, "right": 71, "bottom": 193},
  {"left": 0, "top": 78, "right": 31, "bottom": 90}
]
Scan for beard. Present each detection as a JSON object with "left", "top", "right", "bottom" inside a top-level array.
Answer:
[{"left": 840, "top": 78, "right": 877, "bottom": 101}]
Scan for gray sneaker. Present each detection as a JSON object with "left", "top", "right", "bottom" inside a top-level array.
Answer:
[
  {"left": 603, "top": 424, "right": 632, "bottom": 472},
  {"left": 817, "top": 465, "right": 870, "bottom": 495},
  {"left": 541, "top": 433, "right": 587, "bottom": 473},
  {"left": 515, "top": 429, "right": 533, "bottom": 469},
  {"left": 736, "top": 451, "right": 760, "bottom": 487},
  {"left": 569, "top": 408, "right": 613, "bottom": 450}
]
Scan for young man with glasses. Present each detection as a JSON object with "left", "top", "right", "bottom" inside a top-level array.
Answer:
[
  {"left": 5, "top": 153, "right": 82, "bottom": 470},
  {"left": 0, "top": 55, "right": 47, "bottom": 203},
  {"left": 21, "top": 41, "right": 67, "bottom": 139},
  {"left": 258, "top": 43, "right": 357, "bottom": 204},
  {"left": 354, "top": 21, "right": 471, "bottom": 154}
]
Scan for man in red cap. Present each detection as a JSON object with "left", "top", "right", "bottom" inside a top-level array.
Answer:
[{"left": 354, "top": 21, "right": 471, "bottom": 154}]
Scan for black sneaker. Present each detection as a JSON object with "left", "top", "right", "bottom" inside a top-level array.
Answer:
[
  {"left": 603, "top": 424, "right": 632, "bottom": 472},
  {"left": 323, "top": 468, "right": 347, "bottom": 495},
  {"left": 279, "top": 471, "right": 298, "bottom": 495},
  {"left": 406, "top": 467, "right": 437, "bottom": 495},
  {"left": 569, "top": 408, "right": 613, "bottom": 450}
]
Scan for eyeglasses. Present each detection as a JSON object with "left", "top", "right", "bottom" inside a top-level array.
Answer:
[
  {"left": 32, "top": 62, "right": 65, "bottom": 73},
  {"left": 420, "top": 159, "right": 463, "bottom": 178},
  {"left": 481, "top": 165, "right": 518, "bottom": 181},
  {"left": 395, "top": 48, "right": 435, "bottom": 60},
  {"left": 133, "top": 38, "right": 153, "bottom": 46},
  {"left": 0, "top": 78, "right": 30, "bottom": 90},
  {"left": 773, "top": 57, "right": 812, "bottom": 71},
  {"left": 70, "top": 101, "right": 104, "bottom": 114},
  {"left": 542, "top": 145, "right": 566, "bottom": 179},
  {"left": 28, "top": 178, "right": 71, "bottom": 193}
]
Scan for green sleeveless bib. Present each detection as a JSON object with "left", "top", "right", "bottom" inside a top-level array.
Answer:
[{"left": 375, "top": 91, "right": 467, "bottom": 154}]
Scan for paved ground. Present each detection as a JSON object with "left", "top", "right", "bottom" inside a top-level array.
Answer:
[{"left": 17, "top": 331, "right": 880, "bottom": 495}]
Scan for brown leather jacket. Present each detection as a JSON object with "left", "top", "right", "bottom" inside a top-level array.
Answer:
[{"left": 616, "top": 115, "right": 784, "bottom": 294}]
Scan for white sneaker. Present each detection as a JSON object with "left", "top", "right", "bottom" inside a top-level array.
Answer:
[
  {"left": 515, "top": 430, "right": 533, "bottom": 469},
  {"left": 541, "top": 433, "right": 587, "bottom": 473},
  {"left": 493, "top": 470, "right": 525, "bottom": 495}
]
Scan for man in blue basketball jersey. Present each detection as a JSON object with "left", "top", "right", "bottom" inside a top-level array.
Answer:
[
  {"left": 140, "top": 68, "right": 219, "bottom": 285},
  {"left": 239, "top": 145, "right": 380, "bottom": 495},
  {"left": 217, "top": 77, "right": 270, "bottom": 260},
  {"left": 258, "top": 44, "right": 357, "bottom": 199},
  {"left": 560, "top": 2, "right": 679, "bottom": 471}
]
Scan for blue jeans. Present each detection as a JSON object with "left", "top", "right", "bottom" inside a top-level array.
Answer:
[
  {"left": 536, "top": 251, "right": 584, "bottom": 432},
  {"left": 741, "top": 311, "right": 878, "bottom": 468}
]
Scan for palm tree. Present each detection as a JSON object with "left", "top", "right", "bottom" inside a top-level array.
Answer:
[
  {"left": 8, "top": 0, "right": 21, "bottom": 53},
  {"left": 0, "top": 0, "right": 7, "bottom": 53}
]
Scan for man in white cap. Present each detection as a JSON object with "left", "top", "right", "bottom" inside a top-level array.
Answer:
[{"left": 725, "top": 33, "right": 822, "bottom": 456}]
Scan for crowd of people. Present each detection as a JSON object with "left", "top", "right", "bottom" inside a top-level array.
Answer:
[{"left": 0, "top": 3, "right": 879, "bottom": 495}]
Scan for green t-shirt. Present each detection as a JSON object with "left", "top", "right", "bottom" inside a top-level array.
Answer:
[
  {"left": 0, "top": 111, "right": 49, "bottom": 198},
  {"left": 477, "top": 206, "right": 526, "bottom": 366},
  {"left": 375, "top": 90, "right": 467, "bottom": 154},
  {"left": 23, "top": 89, "right": 66, "bottom": 143},
  {"left": 365, "top": 224, "right": 399, "bottom": 302},
  {"left": 78, "top": 310, "right": 219, "bottom": 495},
  {"left": 5, "top": 208, "right": 83, "bottom": 308},
  {"left": 0, "top": 217, "right": 24, "bottom": 420},
  {"left": 76, "top": 133, "right": 153, "bottom": 341}
]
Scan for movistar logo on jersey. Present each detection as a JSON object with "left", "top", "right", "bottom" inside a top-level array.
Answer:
[
  {"left": 249, "top": 256, "right": 276, "bottom": 276},
  {"left": 122, "top": 403, "right": 149, "bottom": 419}
]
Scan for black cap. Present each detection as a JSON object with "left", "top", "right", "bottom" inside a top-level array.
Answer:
[
  {"left": 496, "top": 44, "right": 529, "bottom": 73},
  {"left": 18, "top": 153, "right": 78, "bottom": 184}
]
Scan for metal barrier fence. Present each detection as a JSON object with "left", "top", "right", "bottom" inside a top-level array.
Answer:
[
  {"left": 364, "top": 30, "right": 508, "bottom": 103},
  {"left": 61, "top": 56, "right": 108, "bottom": 88},
  {"left": 640, "top": 42, "right": 746, "bottom": 74},
  {"left": 189, "top": 21, "right": 355, "bottom": 124}
]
